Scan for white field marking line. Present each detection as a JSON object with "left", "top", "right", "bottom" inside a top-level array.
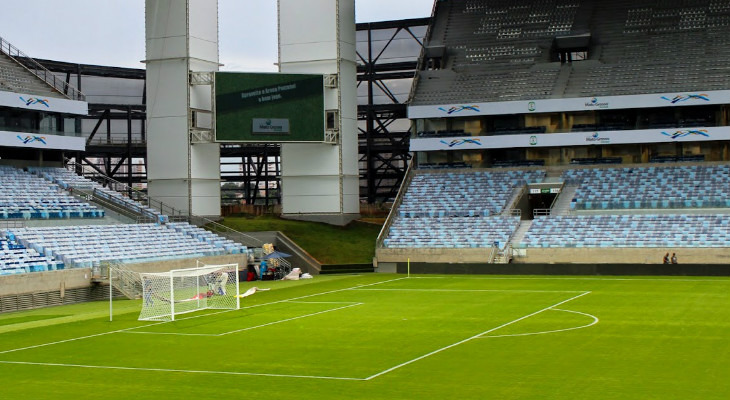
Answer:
[
  {"left": 0, "top": 277, "right": 405, "bottom": 355},
  {"left": 409, "top": 276, "right": 730, "bottom": 283},
  {"left": 0, "top": 319, "right": 169, "bottom": 355},
  {"left": 355, "top": 288, "right": 586, "bottom": 293},
  {"left": 122, "top": 331, "right": 218, "bottom": 337},
  {"left": 125, "top": 303, "right": 364, "bottom": 337},
  {"left": 364, "top": 291, "right": 591, "bottom": 381},
  {"left": 0, "top": 360, "right": 365, "bottom": 381},
  {"left": 217, "top": 303, "right": 363, "bottom": 336},
  {"left": 236, "top": 276, "right": 408, "bottom": 312},
  {"left": 480, "top": 308, "right": 599, "bottom": 338},
  {"left": 284, "top": 300, "right": 362, "bottom": 304}
]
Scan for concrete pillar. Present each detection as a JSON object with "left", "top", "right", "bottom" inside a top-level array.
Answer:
[{"left": 145, "top": 0, "right": 221, "bottom": 217}]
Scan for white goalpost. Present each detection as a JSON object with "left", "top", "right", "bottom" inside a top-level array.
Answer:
[{"left": 138, "top": 263, "right": 240, "bottom": 321}]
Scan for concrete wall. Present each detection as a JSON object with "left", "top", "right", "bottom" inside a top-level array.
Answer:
[
  {"left": 0, "top": 254, "right": 247, "bottom": 297},
  {"left": 390, "top": 262, "right": 730, "bottom": 276},
  {"left": 377, "top": 248, "right": 496, "bottom": 263},
  {"left": 0, "top": 268, "right": 91, "bottom": 297},
  {"left": 514, "top": 247, "right": 730, "bottom": 264},
  {"left": 377, "top": 247, "right": 730, "bottom": 264}
]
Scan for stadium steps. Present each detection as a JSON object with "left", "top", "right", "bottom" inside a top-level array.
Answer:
[
  {"left": 108, "top": 264, "right": 142, "bottom": 300},
  {"left": 549, "top": 63, "right": 573, "bottom": 99},
  {"left": 72, "top": 188, "right": 146, "bottom": 223},
  {"left": 552, "top": 185, "right": 579, "bottom": 216},
  {"left": 319, "top": 264, "right": 374, "bottom": 275},
  {"left": 509, "top": 220, "right": 533, "bottom": 248},
  {"left": 501, "top": 186, "right": 526, "bottom": 215},
  {"left": 0, "top": 53, "right": 63, "bottom": 98}
]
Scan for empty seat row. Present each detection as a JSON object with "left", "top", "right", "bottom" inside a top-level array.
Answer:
[{"left": 523, "top": 214, "right": 730, "bottom": 248}]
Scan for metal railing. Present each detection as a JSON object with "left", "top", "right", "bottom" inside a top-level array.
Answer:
[
  {"left": 188, "top": 215, "right": 264, "bottom": 248},
  {"left": 0, "top": 36, "right": 85, "bottom": 101},
  {"left": 65, "top": 159, "right": 187, "bottom": 220},
  {"left": 405, "top": 1, "right": 437, "bottom": 105},
  {"left": 86, "top": 138, "right": 146, "bottom": 146},
  {"left": 487, "top": 244, "right": 497, "bottom": 263},
  {"left": 376, "top": 159, "right": 416, "bottom": 249},
  {"left": 65, "top": 160, "right": 266, "bottom": 250},
  {"left": 105, "top": 261, "right": 142, "bottom": 300}
]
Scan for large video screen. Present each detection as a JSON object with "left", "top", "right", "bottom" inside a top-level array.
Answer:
[{"left": 215, "top": 72, "right": 324, "bottom": 142}]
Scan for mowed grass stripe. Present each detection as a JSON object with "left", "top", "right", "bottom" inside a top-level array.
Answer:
[
  {"left": 0, "top": 285, "right": 584, "bottom": 379},
  {"left": 1, "top": 274, "right": 729, "bottom": 400}
]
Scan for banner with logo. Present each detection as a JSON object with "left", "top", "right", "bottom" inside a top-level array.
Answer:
[
  {"left": 0, "top": 90, "right": 88, "bottom": 115},
  {"left": 408, "top": 90, "right": 730, "bottom": 119},
  {"left": 410, "top": 126, "right": 730, "bottom": 152},
  {"left": 0, "top": 130, "right": 85, "bottom": 151}
]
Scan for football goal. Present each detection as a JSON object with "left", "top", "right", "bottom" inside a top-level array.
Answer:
[{"left": 138, "top": 263, "right": 240, "bottom": 321}]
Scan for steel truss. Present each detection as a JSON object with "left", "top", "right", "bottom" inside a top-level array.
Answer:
[{"left": 37, "top": 17, "right": 429, "bottom": 204}]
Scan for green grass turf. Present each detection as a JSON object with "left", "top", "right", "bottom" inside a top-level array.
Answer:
[
  {"left": 0, "top": 274, "right": 729, "bottom": 399},
  {"left": 218, "top": 215, "right": 382, "bottom": 264}
]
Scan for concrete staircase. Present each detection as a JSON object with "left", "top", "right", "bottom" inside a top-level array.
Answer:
[
  {"left": 501, "top": 186, "right": 525, "bottom": 215},
  {"left": 0, "top": 53, "right": 62, "bottom": 97},
  {"left": 107, "top": 263, "right": 142, "bottom": 300},
  {"left": 509, "top": 220, "right": 533, "bottom": 248},
  {"left": 552, "top": 184, "right": 579, "bottom": 216}
]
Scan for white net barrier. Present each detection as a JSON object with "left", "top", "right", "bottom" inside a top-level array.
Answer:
[{"left": 138, "top": 264, "right": 239, "bottom": 321}]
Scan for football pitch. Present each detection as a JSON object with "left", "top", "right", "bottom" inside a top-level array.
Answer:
[{"left": 0, "top": 273, "right": 729, "bottom": 399}]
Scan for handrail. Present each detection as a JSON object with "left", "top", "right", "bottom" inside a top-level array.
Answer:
[
  {"left": 65, "top": 160, "right": 265, "bottom": 250},
  {"left": 86, "top": 138, "right": 146, "bottom": 146},
  {"left": 65, "top": 159, "right": 187, "bottom": 219},
  {"left": 187, "top": 215, "right": 265, "bottom": 248},
  {"left": 376, "top": 159, "right": 416, "bottom": 248},
  {"left": 487, "top": 245, "right": 497, "bottom": 263},
  {"left": 0, "top": 36, "right": 85, "bottom": 101},
  {"left": 405, "top": 1, "right": 437, "bottom": 105},
  {"left": 550, "top": 182, "right": 565, "bottom": 209},
  {"left": 503, "top": 185, "right": 527, "bottom": 215}
]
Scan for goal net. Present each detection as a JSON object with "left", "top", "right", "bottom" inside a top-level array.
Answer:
[{"left": 138, "top": 263, "right": 240, "bottom": 321}]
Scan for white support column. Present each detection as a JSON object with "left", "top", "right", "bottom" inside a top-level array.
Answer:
[
  {"left": 145, "top": 0, "right": 221, "bottom": 218},
  {"left": 278, "top": 0, "right": 360, "bottom": 225}
]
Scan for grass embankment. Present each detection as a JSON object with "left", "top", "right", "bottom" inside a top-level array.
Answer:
[{"left": 219, "top": 215, "right": 383, "bottom": 264}]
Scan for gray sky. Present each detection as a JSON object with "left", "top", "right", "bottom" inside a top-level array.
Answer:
[{"left": 0, "top": 0, "right": 433, "bottom": 71}]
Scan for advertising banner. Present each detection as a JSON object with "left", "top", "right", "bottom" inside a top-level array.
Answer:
[
  {"left": 410, "top": 126, "right": 730, "bottom": 151},
  {"left": 408, "top": 90, "right": 730, "bottom": 119}
]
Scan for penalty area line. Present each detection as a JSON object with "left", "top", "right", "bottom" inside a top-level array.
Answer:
[
  {"left": 364, "top": 291, "right": 592, "bottom": 380},
  {"left": 355, "top": 288, "right": 587, "bottom": 293},
  {"left": 217, "top": 303, "right": 363, "bottom": 336},
  {"left": 0, "top": 360, "right": 364, "bottom": 381},
  {"left": 0, "top": 277, "right": 404, "bottom": 355}
]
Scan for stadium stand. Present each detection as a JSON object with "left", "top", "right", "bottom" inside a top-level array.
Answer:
[
  {"left": 381, "top": 169, "right": 543, "bottom": 249},
  {"left": 0, "top": 234, "right": 61, "bottom": 275},
  {"left": 4, "top": 222, "right": 247, "bottom": 272},
  {"left": 28, "top": 167, "right": 165, "bottom": 222},
  {"left": 564, "top": 164, "right": 730, "bottom": 210},
  {"left": 412, "top": 0, "right": 730, "bottom": 105},
  {"left": 384, "top": 215, "right": 520, "bottom": 248},
  {"left": 0, "top": 166, "right": 104, "bottom": 219},
  {"left": 0, "top": 52, "right": 65, "bottom": 98},
  {"left": 522, "top": 214, "right": 730, "bottom": 248},
  {"left": 398, "top": 169, "right": 545, "bottom": 217}
]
